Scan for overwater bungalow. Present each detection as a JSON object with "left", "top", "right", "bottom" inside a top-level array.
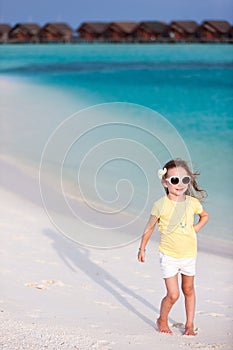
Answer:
[
  {"left": 229, "top": 26, "right": 233, "bottom": 42},
  {"left": 77, "top": 22, "right": 109, "bottom": 41},
  {"left": 197, "top": 20, "right": 231, "bottom": 42},
  {"left": 168, "top": 21, "right": 199, "bottom": 41},
  {"left": 104, "top": 21, "right": 138, "bottom": 42},
  {"left": 0, "top": 24, "right": 11, "bottom": 43},
  {"left": 39, "top": 22, "right": 73, "bottom": 43},
  {"left": 8, "top": 23, "right": 40, "bottom": 43},
  {"left": 133, "top": 21, "right": 168, "bottom": 42}
]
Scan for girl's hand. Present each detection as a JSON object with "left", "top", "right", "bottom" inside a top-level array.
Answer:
[{"left": 138, "top": 249, "right": 146, "bottom": 263}]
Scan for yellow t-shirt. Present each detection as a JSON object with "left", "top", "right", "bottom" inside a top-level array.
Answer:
[{"left": 151, "top": 195, "right": 203, "bottom": 258}]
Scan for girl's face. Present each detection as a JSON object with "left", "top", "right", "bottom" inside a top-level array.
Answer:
[{"left": 162, "top": 166, "right": 189, "bottom": 199}]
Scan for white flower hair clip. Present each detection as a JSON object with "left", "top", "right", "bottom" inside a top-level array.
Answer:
[{"left": 158, "top": 168, "right": 167, "bottom": 179}]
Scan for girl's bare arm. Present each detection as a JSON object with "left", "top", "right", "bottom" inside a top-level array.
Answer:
[
  {"left": 193, "top": 209, "right": 209, "bottom": 233},
  {"left": 138, "top": 215, "right": 158, "bottom": 262}
]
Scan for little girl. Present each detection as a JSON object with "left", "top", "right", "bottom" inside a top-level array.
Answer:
[{"left": 138, "top": 159, "right": 209, "bottom": 336}]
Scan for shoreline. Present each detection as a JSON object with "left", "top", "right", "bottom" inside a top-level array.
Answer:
[{"left": 1, "top": 155, "right": 232, "bottom": 255}]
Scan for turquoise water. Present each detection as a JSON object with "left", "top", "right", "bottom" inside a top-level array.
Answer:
[{"left": 1, "top": 44, "right": 233, "bottom": 242}]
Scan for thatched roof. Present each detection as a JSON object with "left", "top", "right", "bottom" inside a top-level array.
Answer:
[
  {"left": 202, "top": 20, "right": 231, "bottom": 34},
  {"left": 10, "top": 23, "right": 41, "bottom": 35},
  {"left": 41, "top": 22, "right": 73, "bottom": 35},
  {"left": 170, "top": 21, "right": 199, "bottom": 34},
  {"left": 137, "top": 21, "right": 167, "bottom": 33},
  {"left": 0, "top": 24, "right": 11, "bottom": 34},
  {"left": 77, "top": 22, "right": 109, "bottom": 34},
  {"left": 108, "top": 22, "right": 138, "bottom": 34}
]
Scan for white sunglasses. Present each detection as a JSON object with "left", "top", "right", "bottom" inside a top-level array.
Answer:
[{"left": 165, "top": 176, "right": 191, "bottom": 186}]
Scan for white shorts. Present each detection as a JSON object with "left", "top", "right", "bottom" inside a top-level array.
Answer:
[{"left": 159, "top": 252, "right": 196, "bottom": 279}]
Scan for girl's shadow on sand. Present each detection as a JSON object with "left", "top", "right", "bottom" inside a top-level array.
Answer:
[{"left": 43, "top": 229, "right": 176, "bottom": 328}]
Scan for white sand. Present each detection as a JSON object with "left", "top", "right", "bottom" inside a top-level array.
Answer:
[{"left": 0, "top": 157, "right": 233, "bottom": 350}]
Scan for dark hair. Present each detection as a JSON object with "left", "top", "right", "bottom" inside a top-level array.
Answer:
[{"left": 161, "top": 158, "right": 207, "bottom": 200}]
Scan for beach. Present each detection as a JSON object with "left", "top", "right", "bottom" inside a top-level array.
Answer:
[
  {"left": 1, "top": 156, "right": 233, "bottom": 350},
  {"left": 0, "top": 43, "right": 233, "bottom": 349}
]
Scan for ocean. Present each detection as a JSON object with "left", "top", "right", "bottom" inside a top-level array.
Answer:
[{"left": 0, "top": 43, "right": 233, "bottom": 247}]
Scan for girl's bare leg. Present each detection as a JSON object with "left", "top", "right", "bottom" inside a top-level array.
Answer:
[
  {"left": 157, "top": 274, "right": 179, "bottom": 334},
  {"left": 181, "top": 274, "right": 196, "bottom": 336}
]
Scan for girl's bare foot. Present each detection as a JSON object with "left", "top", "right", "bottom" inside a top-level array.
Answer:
[
  {"left": 156, "top": 318, "right": 173, "bottom": 335},
  {"left": 184, "top": 327, "right": 197, "bottom": 336}
]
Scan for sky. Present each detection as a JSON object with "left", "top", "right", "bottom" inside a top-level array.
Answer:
[{"left": 0, "top": 0, "right": 232, "bottom": 28}]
